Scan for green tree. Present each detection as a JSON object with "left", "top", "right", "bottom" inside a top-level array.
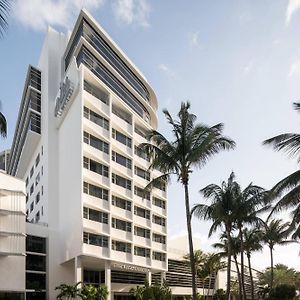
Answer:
[
  {"left": 141, "top": 101, "right": 235, "bottom": 300},
  {"left": 262, "top": 219, "right": 295, "bottom": 288},
  {"left": 55, "top": 282, "right": 83, "bottom": 299},
  {"left": 213, "top": 289, "right": 226, "bottom": 300},
  {"left": 129, "top": 285, "right": 145, "bottom": 300},
  {"left": 0, "top": 101, "right": 7, "bottom": 138},
  {"left": 243, "top": 228, "right": 263, "bottom": 300},
  {"left": 263, "top": 102, "right": 300, "bottom": 239},
  {"left": 129, "top": 281, "right": 172, "bottom": 300},
  {"left": 192, "top": 172, "right": 240, "bottom": 300},
  {"left": 0, "top": 0, "right": 10, "bottom": 37},
  {"left": 268, "top": 284, "right": 296, "bottom": 300},
  {"left": 258, "top": 264, "right": 300, "bottom": 290}
]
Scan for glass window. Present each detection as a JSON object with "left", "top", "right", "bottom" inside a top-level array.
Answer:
[
  {"left": 83, "top": 156, "right": 109, "bottom": 177},
  {"left": 112, "top": 105, "right": 132, "bottom": 124},
  {"left": 153, "top": 197, "right": 166, "bottom": 209},
  {"left": 26, "top": 235, "right": 46, "bottom": 253},
  {"left": 111, "top": 151, "right": 132, "bottom": 169},
  {"left": 152, "top": 251, "right": 166, "bottom": 262},
  {"left": 134, "top": 246, "right": 150, "bottom": 258},
  {"left": 152, "top": 215, "right": 166, "bottom": 227},
  {"left": 30, "top": 202, "right": 34, "bottom": 212},
  {"left": 134, "top": 186, "right": 150, "bottom": 200},
  {"left": 134, "top": 125, "right": 147, "bottom": 138},
  {"left": 112, "top": 173, "right": 131, "bottom": 190},
  {"left": 83, "top": 232, "right": 108, "bottom": 248},
  {"left": 111, "top": 240, "right": 131, "bottom": 253},
  {"left": 134, "top": 146, "right": 150, "bottom": 162},
  {"left": 153, "top": 233, "right": 166, "bottom": 244},
  {"left": 83, "top": 131, "right": 109, "bottom": 154},
  {"left": 134, "top": 166, "right": 150, "bottom": 181},
  {"left": 83, "top": 182, "right": 109, "bottom": 201},
  {"left": 134, "top": 226, "right": 150, "bottom": 239},
  {"left": 134, "top": 206, "right": 150, "bottom": 219},
  {"left": 35, "top": 154, "right": 40, "bottom": 167},
  {"left": 112, "top": 128, "right": 132, "bottom": 148},
  {"left": 84, "top": 106, "right": 109, "bottom": 130},
  {"left": 83, "top": 207, "right": 108, "bottom": 224},
  {"left": 35, "top": 192, "right": 40, "bottom": 204},
  {"left": 112, "top": 218, "right": 131, "bottom": 232},
  {"left": 84, "top": 81, "right": 109, "bottom": 105},
  {"left": 112, "top": 195, "right": 131, "bottom": 211},
  {"left": 30, "top": 166, "right": 34, "bottom": 178},
  {"left": 35, "top": 172, "right": 40, "bottom": 186}
]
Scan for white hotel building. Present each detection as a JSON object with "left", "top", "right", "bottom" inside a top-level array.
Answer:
[{"left": 7, "top": 9, "right": 168, "bottom": 300}]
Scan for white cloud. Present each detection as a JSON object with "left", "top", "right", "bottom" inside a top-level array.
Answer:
[
  {"left": 188, "top": 32, "right": 200, "bottom": 47},
  {"left": 12, "top": 0, "right": 104, "bottom": 31},
  {"left": 113, "top": 0, "right": 150, "bottom": 27},
  {"left": 158, "top": 63, "right": 175, "bottom": 77},
  {"left": 288, "top": 59, "right": 300, "bottom": 77},
  {"left": 286, "top": 0, "right": 300, "bottom": 25}
]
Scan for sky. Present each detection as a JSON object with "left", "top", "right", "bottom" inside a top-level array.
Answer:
[{"left": 1, "top": 0, "right": 300, "bottom": 271}]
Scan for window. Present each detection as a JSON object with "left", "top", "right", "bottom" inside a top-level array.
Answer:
[
  {"left": 83, "top": 131, "right": 109, "bottom": 154},
  {"left": 35, "top": 192, "right": 40, "bottom": 204},
  {"left": 112, "top": 128, "right": 132, "bottom": 148},
  {"left": 83, "top": 207, "right": 108, "bottom": 224},
  {"left": 153, "top": 197, "right": 166, "bottom": 209},
  {"left": 112, "top": 195, "right": 131, "bottom": 211},
  {"left": 26, "top": 235, "right": 46, "bottom": 253},
  {"left": 83, "top": 232, "right": 108, "bottom": 248},
  {"left": 112, "top": 240, "right": 131, "bottom": 253},
  {"left": 134, "top": 125, "right": 147, "bottom": 138},
  {"left": 26, "top": 194, "right": 28, "bottom": 203},
  {"left": 26, "top": 254, "right": 46, "bottom": 272},
  {"left": 41, "top": 186, "right": 43, "bottom": 195},
  {"left": 83, "top": 157, "right": 109, "bottom": 177},
  {"left": 153, "top": 233, "right": 166, "bottom": 244},
  {"left": 112, "top": 105, "right": 132, "bottom": 124},
  {"left": 152, "top": 251, "right": 166, "bottom": 262},
  {"left": 30, "top": 166, "right": 34, "bottom": 178},
  {"left": 112, "top": 173, "right": 131, "bottom": 190},
  {"left": 35, "top": 172, "right": 40, "bottom": 186},
  {"left": 134, "top": 226, "right": 150, "bottom": 239},
  {"left": 134, "top": 166, "right": 150, "bottom": 181},
  {"left": 112, "top": 218, "right": 131, "bottom": 232},
  {"left": 30, "top": 202, "right": 34, "bottom": 212},
  {"left": 111, "top": 151, "right": 132, "bottom": 169},
  {"left": 41, "top": 166, "right": 43, "bottom": 176},
  {"left": 134, "top": 146, "right": 150, "bottom": 162},
  {"left": 84, "top": 106, "right": 109, "bottom": 130},
  {"left": 152, "top": 215, "right": 166, "bottom": 227},
  {"left": 30, "top": 184, "right": 34, "bottom": 195},
  {"left": 41, "top": 206, "right": 43, "bottom": 216},
  {"left": 134, "top": 206, "right": 150, "bottom": 219},
  {"left": 35, "top": 211, "right": 40, "bottom": 223},
  {"left": 84, "top": 80, "right": 109, "bottom": 105},
  {"left": 134, "top": 246, "right": 150, "bottom": 258},
  {"left": 83, "top": 182, "right": 109, "bottom": 201},
  {"left": 134, "top": 186, "right": 150, "bottom": 200},
  {"left": 35, "top": 154, "right": 40, "bottom": 167},
  {"left": 84, "top": 270, "right": 103, "bottom": 285},
  {"left": 26, "top": 177, "right": 29, "bottom": 187}
]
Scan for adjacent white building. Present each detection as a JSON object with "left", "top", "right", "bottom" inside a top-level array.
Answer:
[
  {"left": 0, "top": 172, "right": 26, "bottom": 299},
  {"left": 8, "top": 9, "right": 167, "bottom": 300}
]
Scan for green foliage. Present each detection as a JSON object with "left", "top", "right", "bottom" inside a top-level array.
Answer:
[
  {"left": 213, "top": 289, "right": 226, "bottom": 300},
  {"left": 129, "top": 281, "right": 172, "bottom": 300},
  {"left": 55, "top": 282, "right": 108, "bottom": 300},
  {"left": 268, "top": 284, "right": 296, "bottom": 300},
  {"left": 258, "top": 264, "right": 300, "bottom": 289},
  {"left": 0, "top": 101, "right": 7, "bottom": 138}
]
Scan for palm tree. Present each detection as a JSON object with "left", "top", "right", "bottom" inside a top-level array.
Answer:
[
  {"left": 233, "top": 183, "right": 266, "bottom": 300},
  {"left": 213, "top": 235, "right": 243, "bottom": 300},
  {"left": 263, "top": 102, "right": 300, "bottom": 238},
  {"left": 141, "top": 101, "right": 235, "bottom": 299},
  {"left": 0, "top": 0, "right": 10, "bottom": 37},
  {"left": 192, "top": 172, "right": 239, "bottom": 300},
  {"left": 243, "top": 228, "right": 263, "bottom": 300},
  {"left": 262, "top": 219, "right": 295, "bottom": 289},
  {"left": 55, "top": 282, "right": 83, "bottom": 299},
  {"left": 0, "top": 101, "right": 7, "bottom": 138},
  {"left": 129, "top": 285, "right": 144, "bottom": 300}
]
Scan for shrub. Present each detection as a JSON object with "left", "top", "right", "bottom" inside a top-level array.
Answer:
[{"left": 268, "top": 284, "right": 296, "bottom": 300}]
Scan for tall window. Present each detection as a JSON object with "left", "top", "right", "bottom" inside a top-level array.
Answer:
[
  {"left": 112, "top": 173, "right": 131, "bottom": 190},
  {"left": 84, "top": 106, "right": 109, "bottom": 130},
  {"left": 83, "top": 232, "right": 108, "bottom": 248},
  {"left": 112, "top": 128, "right": 132, "bottom": 148},
  {"left": 83, "top": 207, "right": 108, "bottom": 224},
  {"left": 83, "top": 182, "right": 109, "bottom": 201},
  {"left": 83, "top": 131, "right": 109, "bottom": 154},
  {"left": 83, "top": 157, "right": 109, "bottom": 177},
  {"left": 112, "top": 218, "right": 132, "bottom": 232},
  {"left": 112, "top": 240, "right": 131, "bottom": 253},
  {"left": 111, "top": 151, "right": 132, "bottom": 169},
  {"left": 112, "top": 195, "right": 131, "bottom": 211}
]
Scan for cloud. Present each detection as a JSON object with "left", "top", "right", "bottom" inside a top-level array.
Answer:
[
  {"left": 286, "top": 0, "right": 300, "bottom": 25},
  {"left": 158, "top": 63, "right": 175, "bottom": 77},
  {"left": 12, "top": 0, "right": 104, "bottom": 31},
  {"left": 288, "top": 59, "right": 300, "bottom": 77},
  {"left": 188, "top": 32, "right": 200, "bottom": 47},
  {"left": 113, "top": 0, "right": 150, "bottom": 27}
]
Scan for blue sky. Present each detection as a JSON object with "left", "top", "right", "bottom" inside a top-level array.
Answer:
[{"left": 1, "top": 0, "right": 300, "bottom": 270}]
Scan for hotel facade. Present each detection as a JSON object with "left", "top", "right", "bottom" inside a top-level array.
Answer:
[{"left": 7, "top": 10, "right": 168, "bottom": 300}]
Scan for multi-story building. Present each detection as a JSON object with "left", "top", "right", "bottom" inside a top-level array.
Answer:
[
  {"left": 8, "top": 9, "right": 167, "bottom": 300},
  {"left": 0, "top": 149, "right": 10, "bottom": 172}
]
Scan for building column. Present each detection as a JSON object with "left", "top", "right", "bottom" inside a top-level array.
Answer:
[
  {"left": 105, "top": 261, "right": 112, "bottom": 300},
  {"left": 146, "top": 271, "right": 152, "bottom": 285},
  {"left": 161, "top": 271, "right": 166, "bottom": 285},
  {"left": 75, "top": 256, "right": 82, "bottom": 286}
]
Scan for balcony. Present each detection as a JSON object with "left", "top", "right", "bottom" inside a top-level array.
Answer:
[
  {"left": 111, "top": 138, "right": 133, "bottom": 158},
  {"left": 152, "top": 188, "right": 167, "bottom": 200},
  {"left": 83, "top": 143, "right": 109, "bottom": 166},
  {"left": 133, "top": 235, "right": 151, "bottom": 247},
  {"left": 152, "top": 241, "right": 167, "bottom": 252},
  {"left": 83, "top": 218, "right": 109, "bottom": 235},
  {"left": 111, "top": 205, "right": 132, "bottom": 220},
  {"left": 133, "top": 256, "right": 151, "bottom": 267},
  {"left": 83, "top": 117, "right": 109, "bottom": 141},
  {"left": 82, "top": 243, "right": 109, "bottom": 258},
  {"left": 111, "top": 113, "right": 132, "bottom": 136},
  {"left": 152, "top": 259, "right": 167, "bottom": 271},
  {"left": 82, "top": 193, "right": 109, "bottom": 211},
  {"left": 110, "top": 250, "right": 132, "bottom": 263},
  {"left": 111, "top": 228, "right": 132, "bottom": 242},
  {"left": 152, "top": 223, "right": 167, "bottom": 235},
  {"left": 152, "top": 205, "right": 166, "bottom": 217},
  {"left": 111, "top": 160, "right": 132, "bottom": 178},
  {"left": 133, "top": 215, "right": 151, "bottom": 228},
  {"left": 82, "top": 168, "right": 109, "bottom": 189},
  {"left": 83, "top": 90, "right": 109, "bottom": 117}
]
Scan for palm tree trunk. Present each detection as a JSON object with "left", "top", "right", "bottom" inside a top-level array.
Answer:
[
  {"left": 270, "top": 246, "right": 274, "bottom": 289},
  {"left": 207, "top": 273, "right": 212, "bottom": 300},
  {"left": 234, "top": 255, "right": 242, "bottom": 300},
  {"left": 247, "top": 253, "right": 255, "bottom": 300},
  {"left": 226, "top": 229, "right": 232, "bottom": 300},
  {"left": 239, "top": 227, "right": 247, "bottom": 300},
  {"left": 184, "top": 183, "right": 197, "bottom": 300}
]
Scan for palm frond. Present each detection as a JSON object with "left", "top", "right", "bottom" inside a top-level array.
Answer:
[{"left": 0, "top": 0, "right": 10, "bottom": 37}]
